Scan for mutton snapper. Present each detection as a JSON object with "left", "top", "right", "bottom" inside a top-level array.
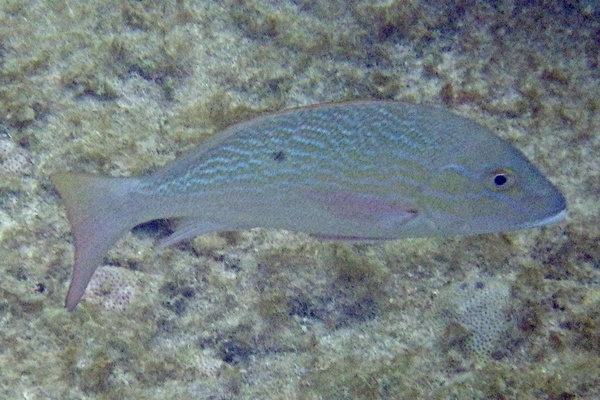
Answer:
[{"left": 51, "top": 101, "right": 567, "bottom": 310}]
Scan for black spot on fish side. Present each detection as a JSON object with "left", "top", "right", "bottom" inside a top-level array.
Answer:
[{"left": 271, "top": 150, "right": 286, "bottom": 162}]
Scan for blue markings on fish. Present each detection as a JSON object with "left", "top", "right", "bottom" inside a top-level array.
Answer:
[{"left": 51, "top": 101, "right": 567, "bottom": 310}]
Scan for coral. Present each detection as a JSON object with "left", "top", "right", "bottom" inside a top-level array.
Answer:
[
  {"left": 432, "top": 276, "right": 512, "bottom": 359},
  {"left": 82, "top": 266, "right": 149, "bottom": 311},
  {"left": 0, "top": 137, "right": 32, "bottom": 175}
]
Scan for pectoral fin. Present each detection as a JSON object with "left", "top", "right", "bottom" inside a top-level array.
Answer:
[{"left": 303, "top": 188, "right": 419, "bottom": 237}]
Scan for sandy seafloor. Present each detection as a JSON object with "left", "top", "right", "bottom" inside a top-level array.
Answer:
[{"left": 0, "top": 1, "right": 599, "bottom": 399}]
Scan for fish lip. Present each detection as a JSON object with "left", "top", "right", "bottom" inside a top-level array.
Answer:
[{"left": 529, "top": 208, "right": 568, "bottom": 228}]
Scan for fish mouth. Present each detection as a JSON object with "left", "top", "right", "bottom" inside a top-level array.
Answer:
[
  {"left": 533, "top": 208, "right": 567, "bottom": 226},
  {"left": 519, "top": 184, "right": 568, "bottom": 230},
  {"left": 527, "top": 208, "right": 567, "bottom": 229}
]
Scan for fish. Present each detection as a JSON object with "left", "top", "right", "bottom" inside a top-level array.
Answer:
[{"left": 51, "top": 101, "right": 567, "bottom": 310}]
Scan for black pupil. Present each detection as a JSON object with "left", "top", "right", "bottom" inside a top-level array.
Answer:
[{"left": 494, "top": 174, "right": 508, "bottom": 186}]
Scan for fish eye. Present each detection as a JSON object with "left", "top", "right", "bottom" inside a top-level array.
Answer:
[{"left": 489, "top": 168, "right": 514, "bottom": 190}]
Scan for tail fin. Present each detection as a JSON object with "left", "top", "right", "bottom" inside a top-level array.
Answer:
[{"left": 51, "top": 173, "right": 143, "bottom": 311}]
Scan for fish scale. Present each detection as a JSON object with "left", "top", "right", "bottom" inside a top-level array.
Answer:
[
  {"left": 169, "top": 115, "right": 420, "bottom": 192},
  {"left": 51, "top": 101, "right": 566, "bottom": 310}
]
